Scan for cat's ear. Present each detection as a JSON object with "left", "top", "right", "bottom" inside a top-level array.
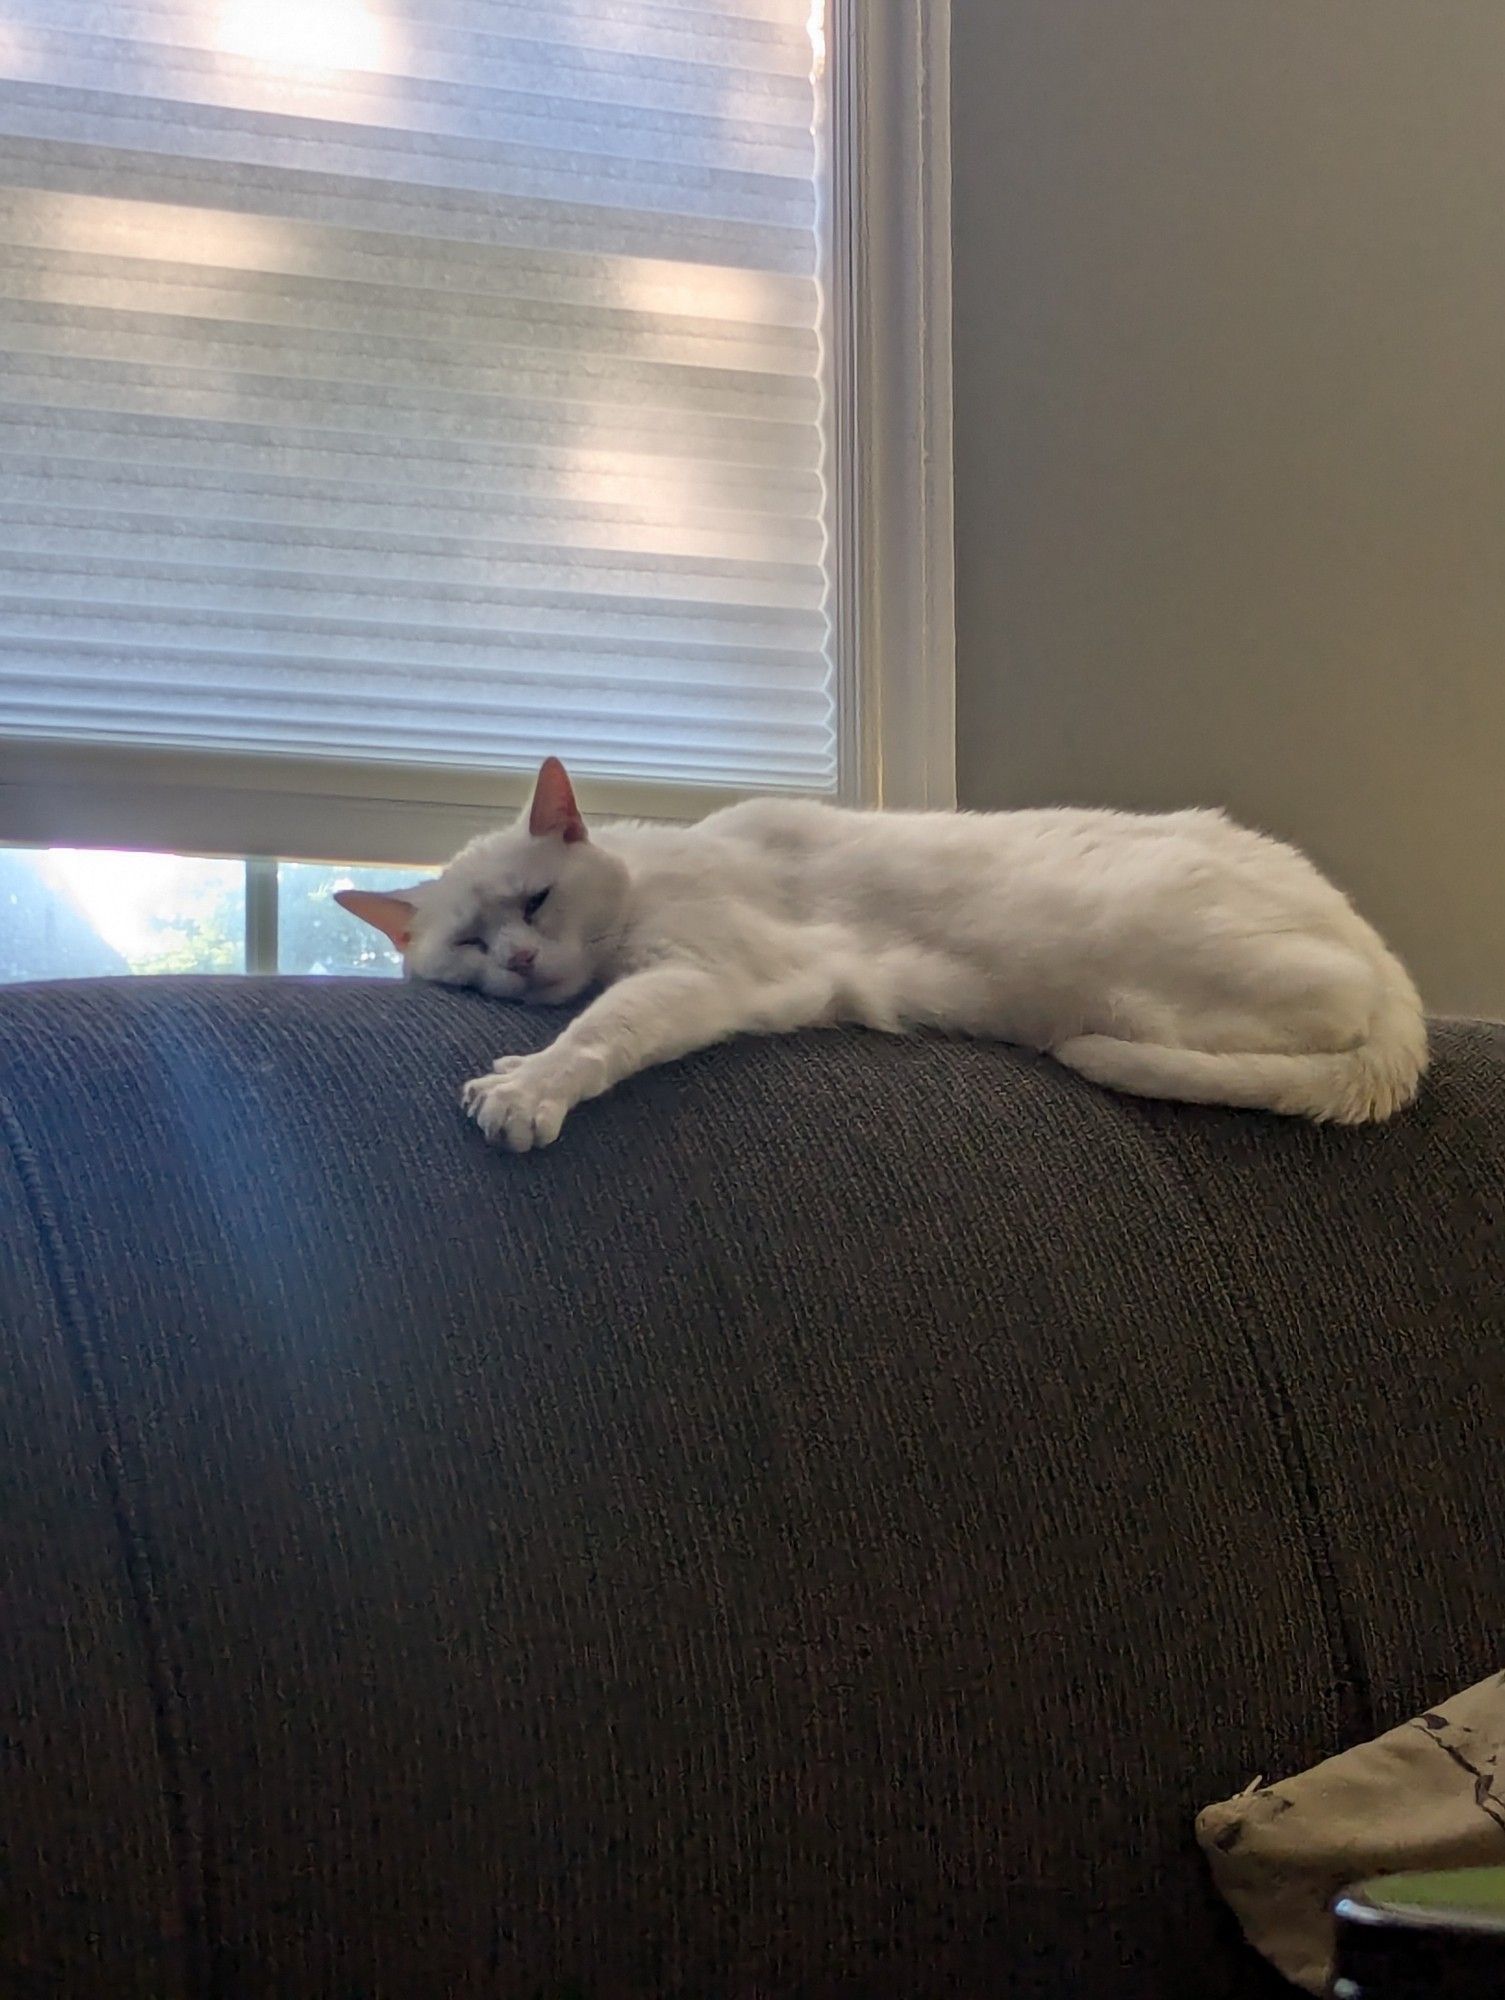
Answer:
[
  {"left": 527, "top": 756, "right": 588, "bottom": 844},
  {"left": 333, "top": 888, "right": 423, "bottom": 950}
]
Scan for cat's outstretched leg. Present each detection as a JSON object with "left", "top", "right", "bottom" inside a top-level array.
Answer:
[{"left": 461, "top": 964, "right": 827, "bottom": 1150}]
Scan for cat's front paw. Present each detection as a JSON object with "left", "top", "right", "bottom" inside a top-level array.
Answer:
[{"left": 460, "top": 1055, "right": 571, "bottom": 1152}]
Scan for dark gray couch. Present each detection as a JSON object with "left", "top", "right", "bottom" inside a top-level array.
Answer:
[{"left": 3, "top": 977, "right": 1501, "bottom": 1998}]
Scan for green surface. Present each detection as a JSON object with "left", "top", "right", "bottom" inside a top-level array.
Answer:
[{"left": 1358, "top": 1866, "right": 1505, "bottom": 1930}]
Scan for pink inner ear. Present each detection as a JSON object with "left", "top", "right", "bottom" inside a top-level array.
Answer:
[
  {"left": 333, "top": 888, "right": 416, "bottom": 950},
  {"left": 528, "top": 756, "right": 587, "bottom": 844}
]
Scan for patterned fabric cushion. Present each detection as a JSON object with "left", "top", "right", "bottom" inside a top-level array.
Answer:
[{"left": 2, "top": 978, "right": 1502, "bottom": 1997}]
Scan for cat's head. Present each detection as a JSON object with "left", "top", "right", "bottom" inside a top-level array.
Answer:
[{"left": 335, "top": 758, "right": 628, "bottom": 1005}]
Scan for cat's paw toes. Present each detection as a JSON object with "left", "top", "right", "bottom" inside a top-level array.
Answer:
[{"left": 461, "top": 1065, "right": 569, "bottom": 1151}]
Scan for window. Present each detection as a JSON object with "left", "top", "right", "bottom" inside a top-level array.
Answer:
[
  {"left": 0, "top": 849, "right": 417, "bottom": 981},
  {"left": 276, "top": 860, "right": 410, "bottom": 975},
  {"left": 0, "top": 3, "right": 951, "bottom": 882},
  {"left": 1, "top": 847, "right": 245, "bottom": 980}
]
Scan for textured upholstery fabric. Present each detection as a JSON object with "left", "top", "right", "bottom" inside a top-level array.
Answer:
[{"left": 1, "top": 977, "right": 1501, "bottom": 1999}]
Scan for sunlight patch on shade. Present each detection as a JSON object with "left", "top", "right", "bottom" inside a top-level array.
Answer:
[
  {"left": 217, "top": 0, "right": 392, "bottom": 75},
  {"left": 16, "top": 189, "right": 298, "bottom": 273},
  {"left": 606, "top": 255, "right": 815, "bottom": 331},
  {"left": 806, "top": 0, "right": 827, "bottom": 81},
  {"left": 0, "top": 21, "right": 34, "bottom": 81}
]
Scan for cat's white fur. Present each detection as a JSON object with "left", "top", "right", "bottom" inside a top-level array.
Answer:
[{"left": 339, "top": 758, "right": 1427, "bottom": 1150}]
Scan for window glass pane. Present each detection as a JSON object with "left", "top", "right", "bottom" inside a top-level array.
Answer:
[
  {"left": 0, "top": 848, "right": 245, "bottom": 982},
  {"left": 277, "top": 861, "right": 420, "bottom": 978}
]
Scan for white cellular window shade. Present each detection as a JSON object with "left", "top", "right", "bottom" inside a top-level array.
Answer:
[{"left": 0, "top": 0, "right": 836, "bottom": 810}]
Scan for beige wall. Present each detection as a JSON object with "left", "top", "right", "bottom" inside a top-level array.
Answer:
[{"left": 950, "top": 0, "right": 1505, "bottom": 1016}]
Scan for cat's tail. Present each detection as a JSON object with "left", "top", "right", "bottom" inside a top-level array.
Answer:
[{"left": 1052, "top": 967, "right": 1429, "bottom": 1126}]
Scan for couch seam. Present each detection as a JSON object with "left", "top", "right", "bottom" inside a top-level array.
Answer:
[
  {"left": 1141, "top": 1117, "right": 1375, "bottom": 1750},
  {"left": 0, "top": 1088, "right": 207, "bottom": 1997}
]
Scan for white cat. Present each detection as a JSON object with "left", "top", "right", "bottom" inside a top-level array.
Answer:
[{"left": 336, "top": 757, "right": 1427, "bottom": 1151}]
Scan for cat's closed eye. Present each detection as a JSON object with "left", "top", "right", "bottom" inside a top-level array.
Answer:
[
  {"left": 523, "top": 889, "right": 550, "bottom": 923},
  {"left": 455, "top": 935, "right": 488, "bottom": 952}
]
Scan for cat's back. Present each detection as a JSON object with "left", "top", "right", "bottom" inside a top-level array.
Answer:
[
  {"left": 698, "top": 794, "right": 850, "bottom": 854},
  {"left": 701, "top": 795, "right": 1246, "bottom": 873},
  {"left": 693, "top": 796, "right": 1330, "bottom": 935},
  {"left": 698, "top": 795, "right": 1005, "bottom": 889}
]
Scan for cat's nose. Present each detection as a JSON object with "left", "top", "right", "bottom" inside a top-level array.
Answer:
[{"left": 507, "top": 945, "right": 537, "bottom": 975}]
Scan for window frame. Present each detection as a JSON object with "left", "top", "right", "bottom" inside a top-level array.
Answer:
[
  {"left": 832, "top": 0, "right": 955, "bottom": 815},
  {"left": 0, "top": 0, "right": 954, "bottom": 868}
]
